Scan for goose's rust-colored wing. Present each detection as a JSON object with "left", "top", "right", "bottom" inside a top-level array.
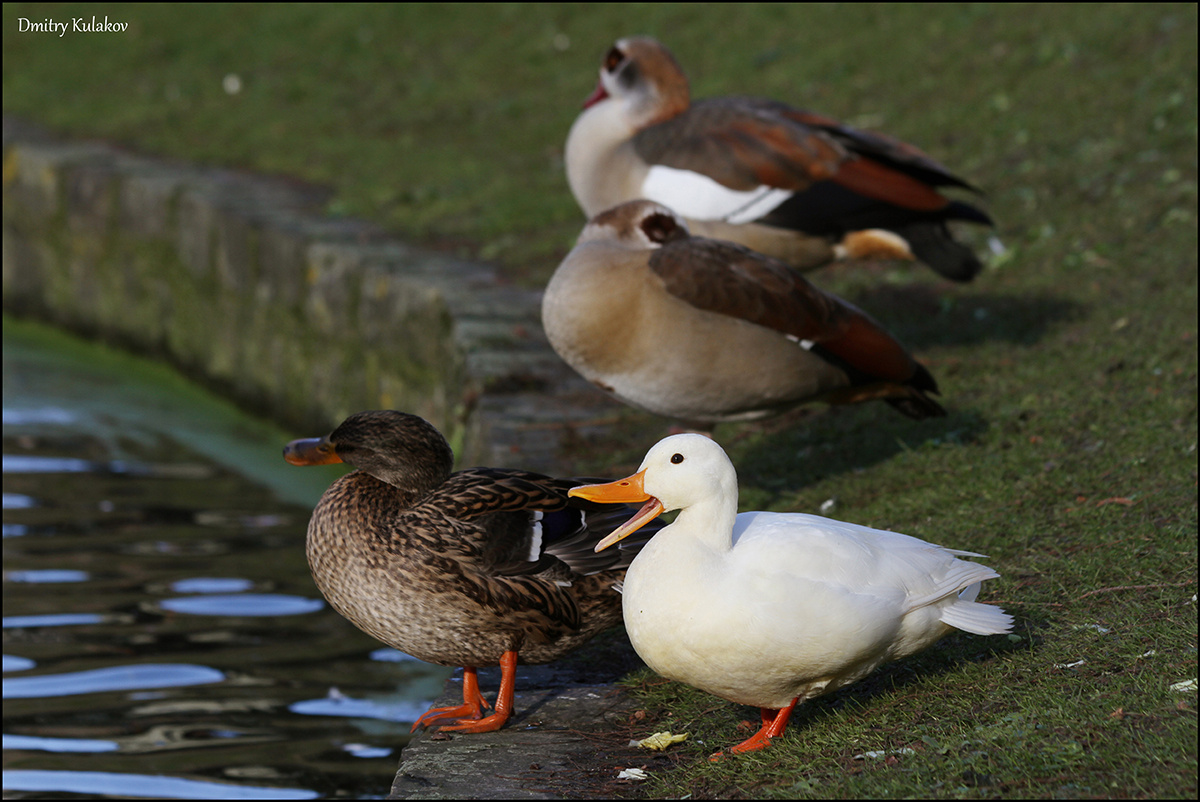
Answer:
[
  {"left": 635, "top": 97, "right": 981, "bottom": 215},
  {"left": 649, "top": 232, "right": 926, "bottom": 387}
]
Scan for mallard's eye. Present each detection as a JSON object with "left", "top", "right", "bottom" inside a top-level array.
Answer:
[{"left": 671, "top": 453, "right": 684, "bottom": 464}]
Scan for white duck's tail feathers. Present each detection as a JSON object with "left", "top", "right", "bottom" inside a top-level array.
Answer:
[
  {"left": 905, "top": 563, "right": 999, "bottom": 612},
  {"left": 957, "top": 581, "right": 982, "bottom": 604},
  {"left": 904, "top": 559, "right": 1009, "bottom": 635},
  {"left": 941, "top": 598, "right": 1014, "bottom": 636},
  {"left": 942, "top": 547, "right": 990, "bottom": 559}
]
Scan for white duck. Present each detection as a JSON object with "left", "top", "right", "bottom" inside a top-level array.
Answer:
[
  {"left": 565, "top": 36, "right": 993, "bottom": 279},
  {"left": 569, "top": 434, "right": 1012, "bottom": 758}
]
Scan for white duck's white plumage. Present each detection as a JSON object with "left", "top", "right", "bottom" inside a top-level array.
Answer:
[{"left": 570, "top": 434, "right": 1012, "bottom": 757}]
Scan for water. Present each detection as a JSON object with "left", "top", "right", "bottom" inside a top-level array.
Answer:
[{"left": 2, "top": 318, "right": 452, "bottom": 799}]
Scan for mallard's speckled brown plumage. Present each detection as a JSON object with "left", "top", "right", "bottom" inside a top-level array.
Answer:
[{"left": 284, "top": 410, "right": 654, "bottom": 734}]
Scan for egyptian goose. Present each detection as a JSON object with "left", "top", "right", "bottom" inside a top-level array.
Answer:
[
  {"left": 284, "top": 410, "right": 656, "bottom": 734},
  {"left": 565, "top": 36, "right": 992, "bottom": 280},
  {"left": 570, "top": 433, "right": 1012, "bottom": 758},
  {"left": 541, "top": 200, "right": 945, "bottom": 426}
]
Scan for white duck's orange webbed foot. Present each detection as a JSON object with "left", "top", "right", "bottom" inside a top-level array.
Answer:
[
  {"left": 709, "top": 700, "right": 798, "bottom": 761},
  {"left": 710, "top": 728, "right": 774, "bottom": 761}
]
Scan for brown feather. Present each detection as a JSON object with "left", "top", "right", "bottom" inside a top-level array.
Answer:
[
  {"left": 634, "top": 98, "right": 847, "bottom": 190},
  {"left": 544, "top": 202, "right": 946, "bottom": 423},
  {"left": 290, "top": 411, "right": 655, "bottom": 670},
  {"left": 575, "top": 38, "right": 991, "bottom": 281},
  {"left": 826, "top": 157, "right": 951, "bottom": 212},
  {"left": 648, "top": 233, "right": 929, "bottom": 389}
]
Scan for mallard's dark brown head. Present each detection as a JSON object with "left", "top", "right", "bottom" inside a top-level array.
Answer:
[{"left": 284, "top": 410, "right": 454, "bottom": 494}]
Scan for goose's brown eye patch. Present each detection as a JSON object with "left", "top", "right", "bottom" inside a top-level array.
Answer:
[
  {"left": 641, "top": 212, "right": 679, "bottom": 244},
  {"left": 671, "top": 453, "right": 684, "bottom": 464},
  {"left": 604, "top": 46, "right": 624, "bottom": 72}
]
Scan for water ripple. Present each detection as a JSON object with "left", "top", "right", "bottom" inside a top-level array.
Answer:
[
  {"left": 2, "top": 494, "right": 37, "bottom": 510},
  {"left": 6, "top": 569, "right": 90, "bottom": 583},
  {"left": 168, "top": 577, "right": 254, "bottom": 594},
  {"left": 159, "top": 594, "right": 325, "bottom": 617},
  {"left": 3, "top": 613, "right": 105, "bottom": 629},
  {"left": 3, "top": 733, "right": 120, "bottom": 753},
  {"left": 2, "top": 406, "right": 78, "bottom": 425},
  {"left": 289, "top": 690, "right": 431, "bottom": 723},
  {"left": 0, "top": 770, "right": 318, "bottom": 799},
  {"left": 3, "top": 663, "right": 225, "bottom": 699},
  {"left": 2, "top": 655, "right": 37, "bottom": 672}
]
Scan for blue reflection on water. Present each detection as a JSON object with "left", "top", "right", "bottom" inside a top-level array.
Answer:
[
  {"left": 289, "top": 686, "right": 431, "bottom": 723},
  {"left": 2, "top": 407, "right": 78, "bottom": 425},
  {"left": 1, "top": 770, "right": 318, "bottom": 799},
  {"left": 2, "top": 494, "right": 37, "bottom": 510},
  {"left": 2, "top": 455, "right": 102, "bottom": 473},
  {"left": 169, "top": 577, "right": 254, "bottom": 594},
  {"left": 6, "top": 569, "right": 90, "bottom": 583},
  {"left": 3, "top": 733, "right": 120, "bottom": 753},
  {"left": 3, "top": 664, "right": 225, "bottom": 699},
  {"left": 370, "top": 647, "right": 424, "bottom": 662},
  {"left": 2, "top": 655, "right": 36, "bottom": 672},
  {"left": 3, "top": 613, "right": 105, "bottom": 629},
  {"left": 159, "top": 594, "right": 325, "bottom": 617},
  {"left": 344, "top": 742, "right": 394, "bottom": 759}
]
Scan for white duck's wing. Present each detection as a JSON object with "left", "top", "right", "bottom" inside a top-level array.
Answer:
[{"left": 730, "top": 512, "right": 1012, "bottom": 637}]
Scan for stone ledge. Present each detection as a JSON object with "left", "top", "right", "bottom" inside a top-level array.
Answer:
[
  {"left": 392, "top": 636, "right": 665, "bottom": 800},
  {"left": 1, "top": 115, "right": 628, "bottom": 473}
]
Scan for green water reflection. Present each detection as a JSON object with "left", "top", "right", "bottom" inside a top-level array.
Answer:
[{"left": 3, "top": 316, "right": 451, "bottom": 799}]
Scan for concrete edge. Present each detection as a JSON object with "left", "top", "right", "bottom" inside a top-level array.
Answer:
[{"left": 1, "top": 114, "right": 628, "bottom": 474}]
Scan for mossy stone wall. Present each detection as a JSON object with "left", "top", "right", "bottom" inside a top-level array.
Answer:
[{"left": 2, "top": 117, "right": 612, "bottom": 470}]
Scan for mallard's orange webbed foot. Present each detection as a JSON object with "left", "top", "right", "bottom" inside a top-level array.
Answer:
[
  {"left": 435, "top": 709, "right": 511, "bottom": 734},
  {"left": 436, "top": 651, "right": 517, "bottom": 733},
  {"left": 410, "top": 666, "right": 490, "bottom": 732}
]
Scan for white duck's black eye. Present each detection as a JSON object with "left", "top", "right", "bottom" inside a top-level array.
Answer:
[{"left": 671, "top": 453, "right": 684, "bottom": 464}]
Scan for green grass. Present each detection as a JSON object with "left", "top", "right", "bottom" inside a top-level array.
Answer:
[{"left": 5, "top": 3, "right": 1196, "bottom": 798}]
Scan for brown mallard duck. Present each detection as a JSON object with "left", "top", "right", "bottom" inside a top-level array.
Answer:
[{"left": 283, "top": 410, "right": 653, "bottom": 734}]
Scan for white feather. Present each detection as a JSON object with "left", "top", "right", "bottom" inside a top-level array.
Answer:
[
  {"left": 642, "top": 166, "right": 791, "bottom": 224},
  {"left": 527, "top": 511, "right": 543, "bottom": 563}
]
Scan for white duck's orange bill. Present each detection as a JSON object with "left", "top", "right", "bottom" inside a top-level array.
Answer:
[
  {"left": 569, "top": 470, "right": 665, "bottom": 552},
  {"left": 595, "top": 497, "right": 664, "bottom": 552}
]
